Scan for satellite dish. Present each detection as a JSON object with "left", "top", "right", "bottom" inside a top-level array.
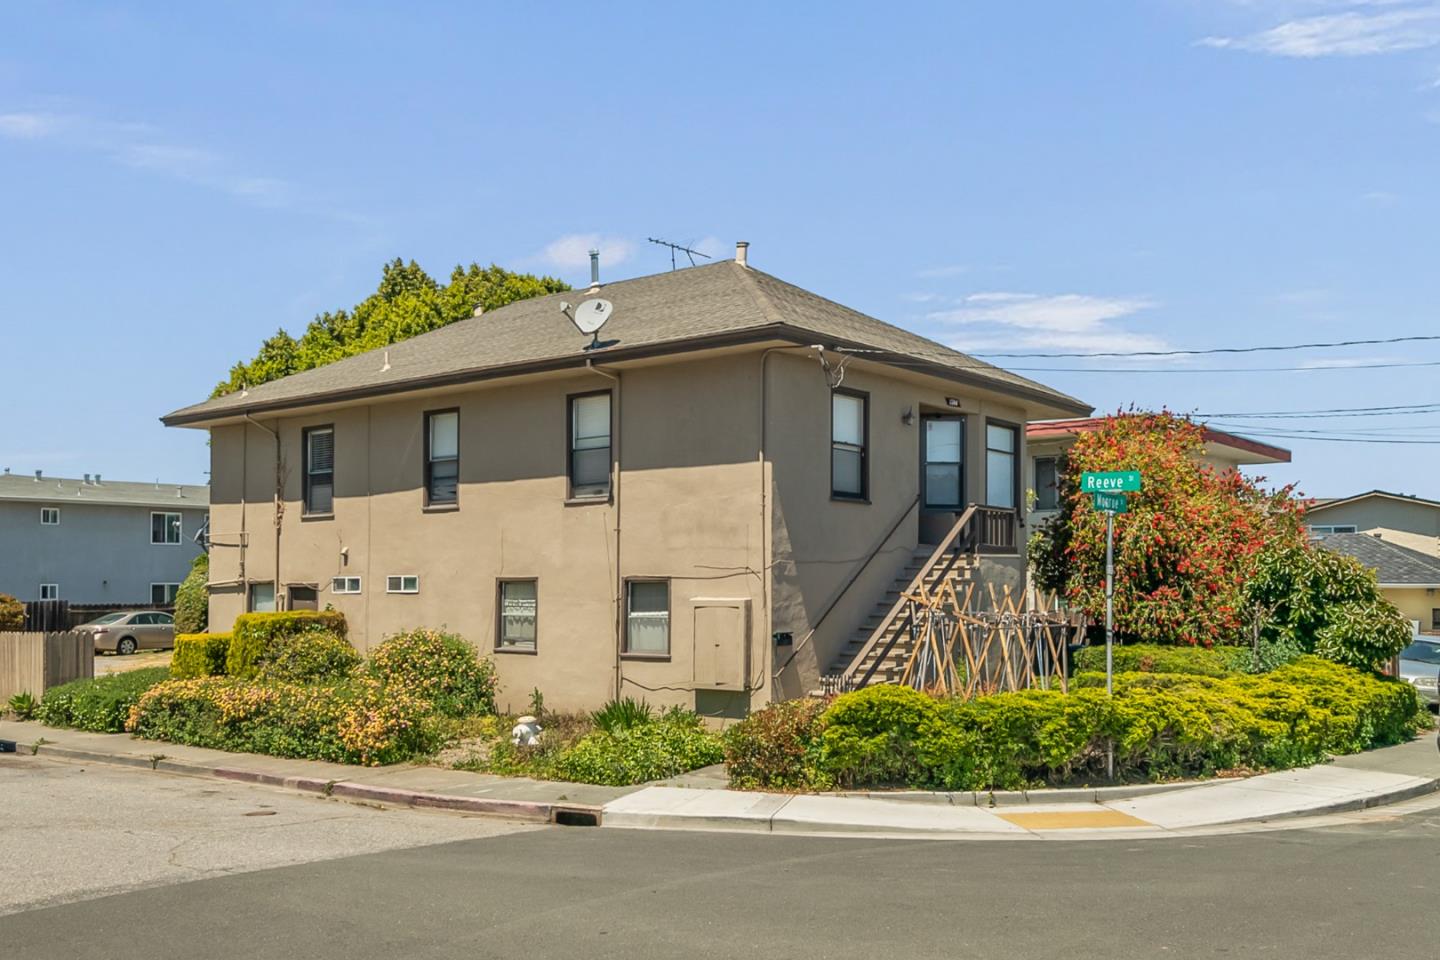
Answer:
[{"left": 571, "top": 298, "right": 613, "bottom": 336}]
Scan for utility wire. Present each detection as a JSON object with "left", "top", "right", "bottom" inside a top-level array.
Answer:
[
  {"left": 1196, "top": 403, "right": 1440, "bottom": 419},
  {"left": 970, "top": 334, "right": 1440, "bottom": 359},
  {"left": 832, "top": 347, "right": 1440, "bottom": 375}
]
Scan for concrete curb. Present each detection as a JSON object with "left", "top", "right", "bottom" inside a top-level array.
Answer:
[
  {"left": 838, "top": 779, "right": 1215, "bottom": 808},
  {"left": 26, "top": 740, "right": 599, "bottom": 827}
]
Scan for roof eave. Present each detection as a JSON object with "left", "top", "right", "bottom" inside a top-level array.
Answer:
[{"left": 162, "top": 325, "right": 1092, "bottom": 428}]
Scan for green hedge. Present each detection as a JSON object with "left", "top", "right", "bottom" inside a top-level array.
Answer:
[
  {"left": 227, "top": 610, "right": 348, "bottom": 678},
  {"left": 366, "top": 628, "right": 496, "bottom": 718},
  {"left": 171, "top": 633, "right": 232, "bottom": 679},
  {"left": 173, "top": 554, "right": 209, "bottom": 635},
  {"left": 36, "top": 668, "right": 171, "bottom": 733},
  {"left": 723, "top": 657, "right": 1427, "bottom": 792},
  {"left": 1073, "top": 643, "right": 1249, "bottom": 677},
  {"left": 127, "top": 675, "right": 440, "bottom": 766}
]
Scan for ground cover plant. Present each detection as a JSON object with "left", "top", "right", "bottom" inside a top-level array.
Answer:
[
  {"left": 724, "top": 657, "right": 1427, "bottom": 792},
  {"left": 35, "top": 667, "right": 171, "bottom": 733}
]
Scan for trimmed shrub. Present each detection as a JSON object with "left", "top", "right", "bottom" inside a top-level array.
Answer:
[
  {"left": 549, "top": 710, "right": 724, "bottom": 786},
  {"left": 0, "top": 593, "right": 23, "bottom": 630},
  {"left": 171, "top": 633, "right": 232, "bottom": 679},
  {"left": 36, "top": 668, "right": 171, "bottom": 733},
  {"left": 723, "top": 697, "right": 831, "bottom": 791},
  {"left": 173, "top": 554, "right": 209, "bottom": 634},
  {"left": 227, "top": 610, "right": 347, "bottom": 678},
  {"left": 257, "top": 630, "right": 360, "bottom": 682},
  {"left": 367, "top": 628, "right": 497, "bottom": 718},
  {"left": 753, "top": 657, "right": 1427, "bottom": 793},
  {"left": 127, "top": 676, "right": 440, "bottom": 766},
  {"left": 1073, "top": 643, "right": 1243, "bottom": 678}
]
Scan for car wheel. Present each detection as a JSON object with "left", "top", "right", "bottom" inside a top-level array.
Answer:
[{"left": 117, "top": 637, "right": 138, "bottom": 656}]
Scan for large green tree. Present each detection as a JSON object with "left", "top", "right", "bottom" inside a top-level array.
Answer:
[{"left": 213, "top": 260, "right": 569, "bottom": 397}]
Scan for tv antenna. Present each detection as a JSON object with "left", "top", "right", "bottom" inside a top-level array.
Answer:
[
  {"left": 648, "top": 237, "right": 712, "bottom": 271},
  {"left": 559, "top": 297, "right": 614, "bottom": 349}
]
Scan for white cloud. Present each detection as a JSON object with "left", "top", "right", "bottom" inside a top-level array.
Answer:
[
  {"left": 1199, "top": 5, "right": 1440, "bottom": 57},
  {"left": 915, "top": 264, "right": 973, "bottom": 279},
  {"left": 0, "top": 110, "right": 292, "bottom": 205},
  {"left": 540, "top": 233, "right": 636, "bottom": 272},
  {"left": 928, "top": 292, "right": 1171, "bottom": 356}
]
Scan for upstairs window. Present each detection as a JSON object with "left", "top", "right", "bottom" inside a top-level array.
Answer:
[
  {"left": 569, "top": 392, "right": 612, "bottom": 498},
  {"left": 304, "top": 426, "right": 335, "bottom": 515},
  {"left": 985, "top": 422, "right": 1018, "bottom": 510},
  {"left": 40, "top": 507, "right": 60, "bottom": 525},
  {"left": 1034, "top": 456, "right": 1060, "bottom": 511},
  {"left": 1308, "top": 524, "right": 1358, "bottom": 536},
  {"left": 831, "top": 390, "right": 868, "bottom": 500},
  {"left": 151, "top": 512, "right": 182, "bottom": 544},
  {"left": 39, "top": 583, "right": 59, "bottom": 600},
  {"left": 425, "top": 410, "right": 460, "bottom": 506}
]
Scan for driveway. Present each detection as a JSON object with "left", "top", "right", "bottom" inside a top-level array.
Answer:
[{"left": 93, "top": 649, "right": 171, "bottom": 677}]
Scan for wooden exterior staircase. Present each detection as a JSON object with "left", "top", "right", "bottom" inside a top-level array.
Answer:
[{"left": 821, "top": 504, "right": 1018, "bottom": 692}]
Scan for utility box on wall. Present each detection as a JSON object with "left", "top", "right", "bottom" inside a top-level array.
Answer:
[{"left": 691, "top": 598, "right": 750, "bottom": 691}]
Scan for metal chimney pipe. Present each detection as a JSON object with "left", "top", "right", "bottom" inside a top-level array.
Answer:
[
  {"left": 84, "top": 473, "right": 91, "bottom": 485},
  {"left": 735, "top": 241, "right": 749, "bottom": 268},
  {"left": 34, "top": 469, "right": 41, "bottom": 481},
  {"left": 589, "top": 249, "right": 600, "bottom": 288}
]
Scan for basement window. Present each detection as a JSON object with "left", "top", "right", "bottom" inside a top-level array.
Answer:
[{"left": 387, "top": 575, "right": 420, "bottom": 594}]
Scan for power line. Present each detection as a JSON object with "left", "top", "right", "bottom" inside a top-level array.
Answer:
[
  {"left": 833, "top": 346, "right": 1440, "bottom": 375},
  {"left": 970, "top": 333, "right": 1440, "bottom": 359},
  {"left": 1196, "top": 402, "right": 1440, "bottom": 418}
]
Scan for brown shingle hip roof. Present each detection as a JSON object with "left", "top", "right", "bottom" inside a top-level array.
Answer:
[{"left": 162, "top": 261, "right": 1091, "bottom": 427}]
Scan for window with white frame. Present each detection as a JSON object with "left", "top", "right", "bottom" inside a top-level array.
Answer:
[
  {"left": 39, "top": 583, "right": 59, "bottom": 600},
  {"left": 426, "top": 409, "right": 460, "bottom": 506},
  {"left": 40, "top": 507, "right": 60, "bottom": 525},
  {"left": 150, "top": 583, "right": 180, "bottom": 605},
  {"left": 386, "top": 575, "right": 419, "bottom": 594},
  {"left": 568, "top": 391, "right": 612, "bottom": 498},
  {"left": 497, "top": 579, "right": 538, "bottom": 651},
  {"left": 1308, "top": 524, "right": 1358, "bottom": 536},
  {"left": 624, "top": 580, "right": 670, "bottom": 656},
  {"left": 151, "top": 512, "right": 182, "bottom": 544},
  {"left": 331, "top": 576, "right": 362, "bottom": 594}
]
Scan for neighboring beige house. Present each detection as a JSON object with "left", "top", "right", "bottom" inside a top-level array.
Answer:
[
  {"left": 162, "top": 247, "right": 1089, "bottom": 714},
  {"left": 1314, "top": 532, "right": 1440, "bottom": 638},
  {"left": 1304, "top": 491, "right": 1440, "bottom": 559},
  {"left": 1023, "top": 418, "right": 1292, "bottom": 526}
]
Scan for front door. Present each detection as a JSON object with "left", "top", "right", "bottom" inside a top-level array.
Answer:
[{"left": 921, "top": 415, "right": 964, "bottom": 543}]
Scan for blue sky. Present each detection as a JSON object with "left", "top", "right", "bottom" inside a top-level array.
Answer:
[{"left": 3, "top": 1, "right": 1438, "bottom": 499}]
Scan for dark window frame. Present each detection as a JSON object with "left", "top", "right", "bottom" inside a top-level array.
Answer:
[
  {"left": 622, "top": 578, "right": 672, "bottom": 660},
  {"left": 495, "top": 578, "right": 539, "bottom": 655},
  {"left": 423, "top": 408, "right": 460, "bottom": 509},
  {"left": 247, "top": 581, "right": 276, "bottom": 613},
  {"left": 302, "top": 424, "right": 336, "bottom": 518},
  {"left": 1033, "top": 454, "right": 1062, "bottom": 511},
  {"left": 567, "top": 389, "right": 613, "bottom": 501},
  {"left": 984, "top": 418, "right": 1021, "bottom": 512},
  {"left": 830, "top": 387, "right": 870, "bottom": 502},
  {"left": 920, "top": 413, "right": 965, "bottom": 511}
]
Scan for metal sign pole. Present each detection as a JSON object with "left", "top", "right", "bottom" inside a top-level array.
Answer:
[{"left": 1105, "top": 508, "right": 1115, "bottom": 780}]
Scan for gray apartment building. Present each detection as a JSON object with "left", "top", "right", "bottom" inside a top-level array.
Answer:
[{"left": 0, "top": 470, "right": 208, "bottom": 605}]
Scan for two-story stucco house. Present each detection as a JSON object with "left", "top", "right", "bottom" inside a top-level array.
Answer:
[
  {"left": 0, "top": 470, "right": 208, "bottom": 605},
  {"left": 1305, "top": 490, "right": 1440, "bottom": 559},
  {"left": 162, "top": 246, "right": 1090, "bottom": 713}
]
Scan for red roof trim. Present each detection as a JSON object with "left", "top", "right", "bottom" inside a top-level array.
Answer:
[{"left": 1025, "top": 418, "right": 1292, "bottom": 464}]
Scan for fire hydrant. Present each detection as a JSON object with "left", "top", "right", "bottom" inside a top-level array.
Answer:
[{"left": 511, "top": 715, "right": 543, "bottom": 746}]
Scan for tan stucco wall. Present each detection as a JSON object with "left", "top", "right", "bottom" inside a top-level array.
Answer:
[
  {"left": 1307, "top": 499, "right": 1440, "bottom": 558},
  {"left": 1382, "top": 586, "right": 1440, "bottom": 636},
  {"left": 765, "top": 352, "right": 1030, "bottom": 696},
  {"left": 208, "top": 352, "right": 768, "bottom": 716}
]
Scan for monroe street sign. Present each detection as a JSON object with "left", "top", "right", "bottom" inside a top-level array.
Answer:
[
  {"left": 1080, "top": 470, "right": 1142, "bottom": 493},
  {"left": 1092, "top": 491, "right": 1128, "bottom": 513}
]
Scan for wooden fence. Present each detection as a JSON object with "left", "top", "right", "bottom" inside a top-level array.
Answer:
[{"left": 0, "top": 632, "right": 93, "bottom": 702}]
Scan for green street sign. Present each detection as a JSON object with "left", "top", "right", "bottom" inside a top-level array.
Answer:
[
  {"left": 1080, "top": 470, "right": 1142, "bottom": 493},
  {"left": 1092, "top": 491, "right": 1128, "bottom": 514}
]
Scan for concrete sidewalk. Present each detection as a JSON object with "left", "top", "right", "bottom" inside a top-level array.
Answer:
[
  {"left": 603, "top": 736, "right": 1440, "bottom": 839},
  {"left": 4, "top": 719, "right": 1436, "bottom": 839}
]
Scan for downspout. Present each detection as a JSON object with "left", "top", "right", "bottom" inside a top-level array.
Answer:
[
  {"left": 243, "top": 412, "right": 282, "bottom": 611},
  {"left": 586, "top": 358, "right": 623, "bottom": 699}
]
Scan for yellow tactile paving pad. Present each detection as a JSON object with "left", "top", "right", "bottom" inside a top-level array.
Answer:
[{"left": 996, "top": 809, "right": 1154, "bottom": 830}]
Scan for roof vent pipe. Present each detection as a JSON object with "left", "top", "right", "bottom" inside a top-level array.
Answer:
[
  {"left": 84, "top": 474, "right": 91, "bottom": 485},
  {"left": 94, "top": 474, "right": 101, "bottom": 484},
  {"left": 34, "top": 470, "right": 41, "bottom": 481},
  {"left": 735, "top": 241, "right": 749, "bottom": 268},
  {"left": 588, "top": 249, "right": 600, "bottom": 291}
]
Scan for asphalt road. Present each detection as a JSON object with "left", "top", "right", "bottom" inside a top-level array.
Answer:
[{"left": 4, "top": 756, "right": 1439, "bottom": 960}]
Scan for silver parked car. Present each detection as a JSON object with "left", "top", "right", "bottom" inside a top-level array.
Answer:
[
  {"left": 1398, "top": 638, "right": 1440, "bottom": 709},
  {"left": 78, "top": 611, "right": 176, "bottom": 655}
]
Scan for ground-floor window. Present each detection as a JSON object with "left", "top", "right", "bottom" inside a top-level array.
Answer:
[
  {"left": 248, "top": 582, "right": 276, "bottom": 612},
  {"left": 288, "top": 585, "right": 319, "bottom": 610},
  {"left": 331, "top": 576, "right": 362, "bottom": 594},
  {"left": 150, "top": 583, "right": 180, "bottom": 605},
  {"left": 497, "top": 579, "right": 538, "bottom": 652},
  {"left": 624, "top": 580, "right": 670, "bottom": 657}
]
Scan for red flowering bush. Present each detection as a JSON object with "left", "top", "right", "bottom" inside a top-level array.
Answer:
[{"left": 1031, "top": 411, "right": 1305, "bottom": 647}]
